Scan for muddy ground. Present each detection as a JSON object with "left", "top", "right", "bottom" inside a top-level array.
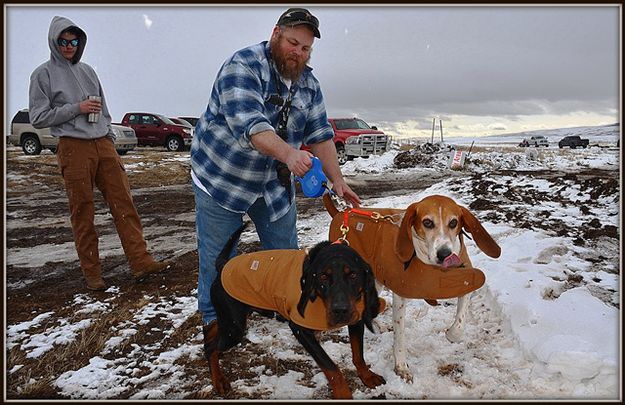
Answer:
[{"left": 3, "top": 145, "right": 620, "bottom": 399}]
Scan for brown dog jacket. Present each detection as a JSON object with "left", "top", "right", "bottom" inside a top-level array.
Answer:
[
  {"left": 221, "top": 249, "right": 385, "bottom": 331},
  {"left": 325, "top": 196, "right": 489, "bottom": 300}
]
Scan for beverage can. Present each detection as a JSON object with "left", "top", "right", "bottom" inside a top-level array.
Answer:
[{"left": 88, "top": 95, "right": 101, "bottom": 123}]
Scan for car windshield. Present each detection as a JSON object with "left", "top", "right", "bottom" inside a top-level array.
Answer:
[
  {"left": 334, "top": 119, "right": 371, "bottom": 130},
  {"left": 156, "top": 114, "right": 176, "bottom": 125},
  {"left": 180, "top": 117, "right": 198, "bottom": 126},
  {"left": 171, "top": 118, "right": 192, "bottom": 126}
]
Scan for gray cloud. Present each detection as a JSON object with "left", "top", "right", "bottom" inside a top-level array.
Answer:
[{"left": 5, "top": 5, "right": 619, "bottom": 136}]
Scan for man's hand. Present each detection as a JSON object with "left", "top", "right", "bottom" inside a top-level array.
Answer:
[
  {"left": 250, "top": 130, "right": 312, "bottom": 176},
  {"left": 286, "top": 149, "right": 313, "bottom": 177},
  {"left": 331, "top": 179, "right": 361, "bottom": 207},
  {"left": 79, "top": 98, "right": 101, "bottom": 115}
]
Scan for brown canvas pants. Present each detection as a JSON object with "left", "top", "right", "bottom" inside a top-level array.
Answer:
[{"left": 56, "top": 136, "right": 155, "bottom": 279}]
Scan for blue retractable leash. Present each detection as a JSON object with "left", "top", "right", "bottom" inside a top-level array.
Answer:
[{"left": 295, "top": 156, "right": 335, "bottom": 198}]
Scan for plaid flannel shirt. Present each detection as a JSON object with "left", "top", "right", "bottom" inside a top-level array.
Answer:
[{"left": 190, "top": 41, "right": 334, "bottom": 222}]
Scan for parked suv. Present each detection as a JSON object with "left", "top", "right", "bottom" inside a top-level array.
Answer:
[
  {"left": 9, "top": 109, "right": 137, "bottom": 155},
  {"left": 329, "top": 118, "right": 390, "bottom": 164},
  {"left": 121, "top": 112, "right": 193, "bottom": 151}
]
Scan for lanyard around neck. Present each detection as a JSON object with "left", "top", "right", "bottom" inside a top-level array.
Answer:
[{"left": 271, "top": 63, "right": 297, "bottom": 142}]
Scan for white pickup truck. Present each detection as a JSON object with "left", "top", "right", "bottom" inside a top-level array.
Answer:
[{"left": 519, "top": 135, "right": 549, "bottom": 147}]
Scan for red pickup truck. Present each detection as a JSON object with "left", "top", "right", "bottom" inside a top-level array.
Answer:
[
  {"left": 303, "top": 118, "right": 390, "bottom": 164},
  {"left": 120, "top": 112, "right": 194, "bottom": 151},
  {"left": 328, "top": 118, "right": 390, "bottom": 164}
]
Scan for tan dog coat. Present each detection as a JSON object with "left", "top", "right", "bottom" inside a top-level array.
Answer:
[
  {"left": 324, "top": 194, "right": 500, "bottom": 300},
  {"left": 222, "top": 249, "right": 385, "bottom": 331}
]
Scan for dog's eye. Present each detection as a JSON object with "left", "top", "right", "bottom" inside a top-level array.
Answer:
[
  {"left": 349, "top": 272, "right": 357, "bottom": 279},
  {"left": 449, "top": 219, "right": 458, "bottom": 229},
  {"left": 422, "top": 219, "right": 434, "bottom": 229}
]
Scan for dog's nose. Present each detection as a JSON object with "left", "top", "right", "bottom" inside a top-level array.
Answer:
[
  {"left": 331, "top": 303, "right": 350, "bottom": 317},
  {"left": 330, "top": 301, "right": 351, "bottom": 323},
  {"left": 437, "top": 247, "right": 453, "bottom": 264}
]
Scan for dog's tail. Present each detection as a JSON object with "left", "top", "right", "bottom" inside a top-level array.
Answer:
[
  {"left": 215, "top": 224, "right": 247, "bottom": 273},
  {"left": 322, "top": 193, "right": 340, "bottom": 217}
]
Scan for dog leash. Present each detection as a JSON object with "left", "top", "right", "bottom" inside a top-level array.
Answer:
[{"left": 335, "top": 207, "right": 401, "bottom": 245}]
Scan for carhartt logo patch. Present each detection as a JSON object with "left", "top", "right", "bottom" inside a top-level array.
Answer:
[
  {"left": 356, "top": 222, "right": 364, "bottom": 232},
  {"left": 250, "top": 260, "right": 259, "bottom": 271}
]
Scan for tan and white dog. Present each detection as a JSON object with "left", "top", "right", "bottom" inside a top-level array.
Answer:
[{"left": 324, "top": 194, "right": 501, "bottom": 381}]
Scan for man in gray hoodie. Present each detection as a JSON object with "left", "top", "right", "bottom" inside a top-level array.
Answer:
[{"left": 29, "top": 16, "right": 170, "bottom": 291}]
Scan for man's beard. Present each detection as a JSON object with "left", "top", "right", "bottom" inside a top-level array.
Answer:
[{"left": 270, "top": 34, "right": 310, "bottom": 82}]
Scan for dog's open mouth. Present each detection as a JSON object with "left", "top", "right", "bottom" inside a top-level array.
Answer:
[{"left": 442, "top": 253, "right": 462, "bottom": 268}]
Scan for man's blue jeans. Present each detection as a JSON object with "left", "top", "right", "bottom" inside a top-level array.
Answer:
[{"left": 193, "top": 182, "right": 299, "bottom": 325}]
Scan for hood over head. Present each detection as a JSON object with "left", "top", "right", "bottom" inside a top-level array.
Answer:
[{"left": 48, "top": 15, "right": 87, "bottom": 64}]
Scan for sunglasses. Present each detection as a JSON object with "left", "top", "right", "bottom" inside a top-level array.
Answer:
[{"left": 57, "top": 38, "right": 80, "bottom": 47}]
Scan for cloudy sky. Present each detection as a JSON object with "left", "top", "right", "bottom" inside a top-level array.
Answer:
[{"left": 4, "top": 5, "right": 620, "bottom": 138}]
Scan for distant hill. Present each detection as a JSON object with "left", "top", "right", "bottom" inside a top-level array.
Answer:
[
  {"left": 482, "top": 123, "right": 620, "bottom": 139},
  {"left": 444, "top": 123, "right": 620, "bottom": 145}
]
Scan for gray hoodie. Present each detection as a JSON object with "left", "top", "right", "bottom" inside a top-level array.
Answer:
[{"left": 29, "top": 16, "right": 114, "bottom": 139}]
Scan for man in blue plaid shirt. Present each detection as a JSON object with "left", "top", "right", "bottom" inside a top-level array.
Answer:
[{"left": 190, "top": 8, "right": 360, "bottom": 342}]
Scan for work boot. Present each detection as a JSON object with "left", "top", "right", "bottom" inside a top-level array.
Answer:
[
  {"left": 133, "top": 260, "right": 171, "bottom": 281},
  {"left": 203, "top": 320, "right": 219, "bottom": 361},
  {"left": 85, "top": 275, "right": 106, "bottom": 291}
]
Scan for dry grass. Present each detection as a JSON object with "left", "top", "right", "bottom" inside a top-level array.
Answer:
[
  {"left": 128, "top": 162, "right": 191, "bottom": 188},
  {"left": 6, "top": 296, "right": 153, "bottom": 398}
]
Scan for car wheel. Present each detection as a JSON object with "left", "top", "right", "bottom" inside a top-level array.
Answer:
[
  {"left": 117, "top": 150, "right": 128, "bottom": 155},
  {"left": 166, "top": 136, "right": 184, "bottom": 152},
  {"left": 22, "top": 135, "right": 42, "bottom": 155},
  {"left": 336, "top": 143, "right": 347, "bottom": 165},
  {"left": 49, "top": 147, "right": 57, "bottom": 154}
]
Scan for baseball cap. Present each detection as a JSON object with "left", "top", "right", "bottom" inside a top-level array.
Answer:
[{"left": 276, "top": 7, "right": 321, "bottom": 38}]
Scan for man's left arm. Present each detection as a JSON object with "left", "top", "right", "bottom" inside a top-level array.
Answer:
[{"left": 309, "top": 139, "right": 361, "bottom": 207}]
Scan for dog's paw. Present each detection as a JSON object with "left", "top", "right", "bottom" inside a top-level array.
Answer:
[
  {"left": 358, "top": 368, "right": 386, "bottom": 388},
  {"left": 394, "top": 364, "right": 413, "bottom": 383},
  {"left": 445, "top": 326, "right": 464, "bottom": 343},
  {"left": 211, "top": 372, "right": 232, "bottom": 396}
]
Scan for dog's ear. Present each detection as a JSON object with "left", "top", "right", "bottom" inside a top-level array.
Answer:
[
  {"left": 460, "top": 206, "right": 501, "bottom": 258},
  {"left": 297, "top": 255, "right": 318, "bottom": 317},
  {"left": 395, "top": 203, "right": 418, "bottom": 262},
  {"left": 361, "top": 260, "right": 381, "bottom": 333},
  {"left": 306, "top": 241, "right": 331, "bottom": 264}
]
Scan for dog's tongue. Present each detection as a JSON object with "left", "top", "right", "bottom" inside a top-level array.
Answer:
[{"left": 443, "top": 253, "right": 462, "bottom": 268}]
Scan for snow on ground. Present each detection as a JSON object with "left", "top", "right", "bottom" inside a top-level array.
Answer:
[{"left": 5, "top": 124, "right": 621, "bottom": 399}]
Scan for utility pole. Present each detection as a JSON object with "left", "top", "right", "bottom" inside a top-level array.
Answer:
[
  {"left": 439, "top": 119, "right": 444, "bottom": 143},
  {"left": 431, "top": 118, "right": 436, "bottom": 143}
]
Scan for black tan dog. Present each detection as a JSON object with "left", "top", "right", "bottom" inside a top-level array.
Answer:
[{"left": 205, "top": 225, "right": 386, "bottom": 399}]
